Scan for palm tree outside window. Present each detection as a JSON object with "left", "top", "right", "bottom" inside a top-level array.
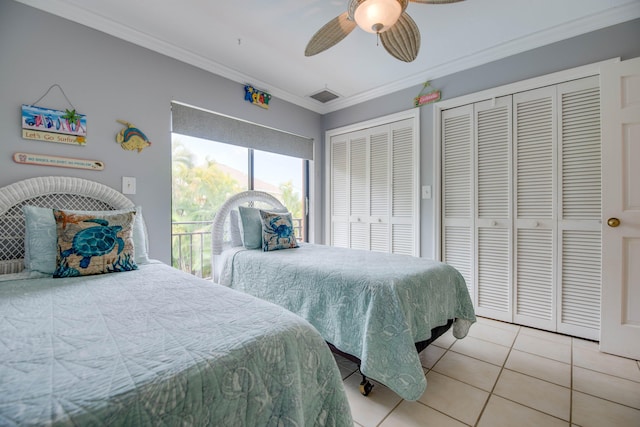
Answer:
[{"left": 171, "top": 133, "right": 308, "bottom": 278}]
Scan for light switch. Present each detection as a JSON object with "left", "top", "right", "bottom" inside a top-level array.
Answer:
[
  {"left": 122, "top": 177, "right": 136, "bottom": 195},
  {"left": 421, "top": 185, "right": 431, "bottom": 199}
]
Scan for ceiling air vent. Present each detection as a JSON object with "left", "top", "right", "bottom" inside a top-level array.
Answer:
[{"left": 310, "top": 89, "right": 339, "bottom": 103}]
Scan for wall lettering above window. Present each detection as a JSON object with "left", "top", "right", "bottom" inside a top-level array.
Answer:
[{"left": 244, "top": 85, "right": 271, "bottom": 109}]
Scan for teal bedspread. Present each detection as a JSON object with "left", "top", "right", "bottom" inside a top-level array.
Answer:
[
  {"left": 220, "top": 244, "right": 476, "bottom": 401},
  {"left": 0, "top": 262, "right": 353, "bottom": 426}
]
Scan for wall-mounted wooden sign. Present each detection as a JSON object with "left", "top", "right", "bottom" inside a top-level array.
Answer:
[
  {"left": 21, "top": 105, "right": 87, "bottom": 145},
  {"left": 413, "top": 81, "right": 441, "bottom": 107},
  {"left": 414, "top": 90, "right": 441, "bottom": 107},
  {"left": 13, "top": 152, "right": 104, "bottom": 171},
  {"left": 244, "top": 85, "right": 271, "bottom": 109}
]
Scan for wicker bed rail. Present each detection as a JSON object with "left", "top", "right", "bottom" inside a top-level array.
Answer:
[{"left": 0, "top": 176, "right": 136, "bottom": 275}]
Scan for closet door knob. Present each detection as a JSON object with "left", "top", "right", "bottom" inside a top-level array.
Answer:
[{"left": 607, "top": 218, "right": 620, "bottom": 227}]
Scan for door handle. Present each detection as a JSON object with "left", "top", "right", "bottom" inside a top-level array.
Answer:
[{"left": 607, "top": 218, "right": 621, "bottom": 227}]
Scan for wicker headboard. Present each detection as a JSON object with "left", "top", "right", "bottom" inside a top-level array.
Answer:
[
  {"left": 0, "top": 176, "right": 136, "bottom": 274},
  {"left": 211, "top": 190, "right": 286, "bottom": 255}
]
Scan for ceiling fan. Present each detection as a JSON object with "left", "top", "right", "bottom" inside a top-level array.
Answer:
[{"left": 305, "top": 0, "right": 464, "bottom": 62}]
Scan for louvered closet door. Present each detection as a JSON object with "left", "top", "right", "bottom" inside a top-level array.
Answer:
[
  {"left": 349, "top": 131, "right": 369, "bottom": 250},
  {"left": 442, "top": 105, "right": 475, "bottom": 298},
  {"left": 557, "top": 76, "right": 601, "bottom": 340},
  {"left": 513, "top": 86, "right": 557, "bottom": 331},
  {"left": 330, "top": 136, "right": 349, "bottom": 248},
  {"left": 370, "top": 128, "right": 390, "bottom": 253},
  {"left": 390, "top": 119, "right": 417, "bottom": 255},
  {"left": 329, "top": 115, "right": 418, "bottom": 256},
  {"left": 474, "top": 96, "right": 513, "bottom": 321}
]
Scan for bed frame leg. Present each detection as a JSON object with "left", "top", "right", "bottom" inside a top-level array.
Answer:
[{"left": 359, "top": 373, "right": 374, "bottom": 396}]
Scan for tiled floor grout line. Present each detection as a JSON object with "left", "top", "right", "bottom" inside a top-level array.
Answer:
[
  {"left": 570, "top": 382, "right": 640, "bottom": 411},
  {"left": 419, "top": 346, "right": 479, "bottom": 426},
  {"left": 572, "top": 363, "right": 640, "bottom": 384},
  {"left": 470, "top": 325, "right": 520, "bottom": 426},
  {"left": 451, "top": 331, "right": 579, "bottom": 377},
  {"left": 375, "top": 399, "right": 404, "bottom": 427},
  {"left": 376, "top": 345, "right": 455, "bottom": 427},
  {"left": 570, "top": 338, "right": 574, "bottom": 426}
]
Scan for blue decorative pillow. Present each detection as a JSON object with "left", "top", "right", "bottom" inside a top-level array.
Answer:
[
  {"left": 23, "top": 205, "right": 57, "bottom": 274},
  {"left": 238, "top": 206, "right": 264, "bottom": 249},
  {"left": 53, "top": 209, "right": 138, "bottom": 277},
  {"left": 229, "top": 209, "right": 243, "bottom": 247},
  {"left": 62, "top": 207, "right": 150, "bottom": 265},
  {"left": 259, "top": 210, "right": 298, "bottom": 251}
]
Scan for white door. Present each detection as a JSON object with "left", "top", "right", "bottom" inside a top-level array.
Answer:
[
  {"left": 600, "top": 57, "right": 640, "bottom": 360},
  {"left": 513, "top": 87, "right": 557, "bottom": 331},
  {"left": 556, "top": 77, "right": 602, "bottom": 341},
  {"left": 369, "top": 128, "right": 390, "bottom": 253},
  {"left": 474, "top": 96, "right": 512, "bottom": 322},
  {"left": 390, "top": 119, "right": 418, "bottom": 256},
  {"left": 330, "top": 136, "right": 349, "bottom": 248},
  {"left": 349, "top": 131, "right": 369, "bottom": 250},
  {"left": 329, "top": 117, "right": 419, "bottom": 255},
  {"left": 441, "top": 104, "right": 475, "bottom": 300}
]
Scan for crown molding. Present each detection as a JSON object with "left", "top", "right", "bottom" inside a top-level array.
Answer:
[
  {"left": 15, "top": 0, "right": 640, "bottom": 115},
  {"left": 14, "top": 0, "right": 324, "bottom": 112},
  {"left": 321, "top": 1, "right": 640, "bottom": 113}
]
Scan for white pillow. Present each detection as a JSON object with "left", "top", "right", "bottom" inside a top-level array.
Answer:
[{"left": 229, "top": 209, "right": 243, "bottom": 247}]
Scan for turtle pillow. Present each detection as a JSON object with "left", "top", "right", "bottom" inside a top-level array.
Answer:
[
  {"left": 23, "top": 205, "right": 150, "bottom": 275},
  {"left": 53, "top": 209, "right": 138, "bottom": 277}
]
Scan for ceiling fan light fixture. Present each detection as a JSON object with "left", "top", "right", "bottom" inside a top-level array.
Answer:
[
  {"left": 353, "top": 0, "right": 402, "bottom": 34},
  {"left": 306, "top": 0, "right": 459, "bottom": 60}
]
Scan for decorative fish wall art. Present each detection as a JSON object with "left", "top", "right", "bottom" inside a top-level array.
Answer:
[{"left": 115, "top": 120, "right": 151, "bottom": 152}]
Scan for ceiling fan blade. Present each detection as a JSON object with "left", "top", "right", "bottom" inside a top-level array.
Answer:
[
  {"left": 305, "top": 12, "right": 357, "bottom": 57},
  {"left": 409, "top": 0, "right": 465, "bottom": 4},
  {"left": 380, "top": 12, "right": 420, "bottom": 62}
]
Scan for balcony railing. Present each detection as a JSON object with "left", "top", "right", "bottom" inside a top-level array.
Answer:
[
  {"left": 171, "top": 220, "right": 213, "bottom": 279},
  {"left": 172, "top": 217, "right": 303, "bottom": 280}
]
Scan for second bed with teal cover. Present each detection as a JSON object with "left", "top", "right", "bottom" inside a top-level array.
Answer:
[{"left": 219, "top": 243, "right": 476, "bottom": 401}]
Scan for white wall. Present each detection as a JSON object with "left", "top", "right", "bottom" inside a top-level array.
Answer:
[{"left": 0, "top": 0, "right": 323, "bottom": 263}]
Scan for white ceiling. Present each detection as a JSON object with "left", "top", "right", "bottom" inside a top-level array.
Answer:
[{"left": 15, "top": 0, "right": 640, "bottom": 114}]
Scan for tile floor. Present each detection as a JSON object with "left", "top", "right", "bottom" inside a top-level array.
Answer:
[{"left": 334, "top": 317, "right": 640, "bottom": 427}]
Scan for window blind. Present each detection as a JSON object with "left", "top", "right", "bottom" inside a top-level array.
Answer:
[{"left": 171, "top": 102, "right": 314, "bottom": 160}]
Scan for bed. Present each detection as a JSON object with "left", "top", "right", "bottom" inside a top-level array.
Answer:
[
  {"left": 211, "top": 191, "right": 477, "bottom": 402},
  {"left": 0, "top": 176, "right": 353, "bottom": 426}
]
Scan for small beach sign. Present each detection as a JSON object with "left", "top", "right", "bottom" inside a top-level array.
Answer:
[{"left": 21, "top": 104, "right": 87, "bottom": 145}]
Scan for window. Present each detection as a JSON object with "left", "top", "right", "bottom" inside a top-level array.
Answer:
[
  {"left": 171, "top": 102, "right": 313, "bottom": 277},
  {"left": 172, "top": 133, "right": 307, "bottom": 233},
  {"left": 172, "top": 136, "right": 249, "bottom": 220},
  {"left": 171, "top": 135, "right": 247, "bottom": 278},
  {"left": 170, "top": 102, "right": 312, "bottom": 278},
  {"left": 253, "top": 150, "right": 306, "bottom": 240}
]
